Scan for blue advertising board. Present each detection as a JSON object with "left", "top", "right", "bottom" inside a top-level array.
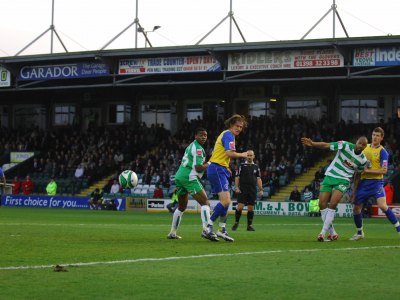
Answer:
[
  {"left": 353, "top": 47, "right": 400, "bottom": 66},
  {"left": 18, "top": 63, "right": 110, "bottom": 80},
  {"left": 1, "top": 195, "right": 126, "bottom": 211}
]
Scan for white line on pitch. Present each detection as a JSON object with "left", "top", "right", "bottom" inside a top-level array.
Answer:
[
  {"left": 0, "top": 223, "right": 389, "bottom": 227},
  {"left": 1, "top": 245, "right": 399, "bottom": 271}
]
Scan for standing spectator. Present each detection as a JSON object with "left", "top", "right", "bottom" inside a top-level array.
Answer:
[
  {"left": 12, "top": 176, "right": 21, "bottom": 194},
  {"left": 289, "top": 186, "right": 301, "bottom": 202},
  {"left": 110, "top": 179, "right": 120, "bottom": 194},
  {"left": 384, "top": 181, "right": 394, "bottom": 205},
  {"left": 22, "top": 175, "right": 34, "bottom": 195},
  {"left": 303, "top": 186, "right": 313, "bottom": 202},
  {"left": 232, "top": 150, "right": 263, "bottom": 231},
  {"left": 46, "top": 176, "right": 57, "bottom": 196},
  {"left": 153, "top": 184, "right": 164, "bottom": 198}
]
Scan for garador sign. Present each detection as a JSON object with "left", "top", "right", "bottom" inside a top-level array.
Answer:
[{"left": 18, "top": 63, "right": 109, "bottom": 80}]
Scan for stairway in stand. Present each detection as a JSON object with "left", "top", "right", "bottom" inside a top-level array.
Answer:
[
  {"left": 76, "top": 174, "right": 114, "bottom": 197},
  {"left": 269, "top": 154, "right": 334, "bottom": 202}
]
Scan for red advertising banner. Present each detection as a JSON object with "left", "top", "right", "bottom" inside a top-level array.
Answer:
[{"left": 371, "top": 205, "right": 400, "bottom": 218}]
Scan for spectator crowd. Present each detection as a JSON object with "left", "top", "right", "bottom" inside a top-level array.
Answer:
[{"left": 1, "top": 115, "right": 400, "bottom": 197}]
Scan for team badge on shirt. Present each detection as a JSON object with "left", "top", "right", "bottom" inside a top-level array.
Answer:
[
  {"left": 196, "top": 149, "right": 203, "bottom": 156},
  {"left": 229, "top": 141, "right": 235, "bottom": 150}
]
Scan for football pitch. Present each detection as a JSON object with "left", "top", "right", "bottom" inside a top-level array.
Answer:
[{"left": 1, "top": 207, "right": 399, "bottom": 300}]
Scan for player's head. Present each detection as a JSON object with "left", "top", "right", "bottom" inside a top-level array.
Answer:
[
  {"left": 355, "top": 136, "right": 368, "bottom": 153},
  {"left": 371, "top": 127, "right": 384, "bottom": 146},
  {"left": 195, "top": 127, "right": 207, "bottom": 145},
  {"left": 246, "top": 150, "right": 255, "bottom": 163},
  {"left": 224, "top": 114, "right": 248, "bottom": 136}
]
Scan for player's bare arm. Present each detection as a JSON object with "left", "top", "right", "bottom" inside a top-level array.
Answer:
[
  {"left": 363, "top": 164, "right": 388, "bottom": 175},
  {"left": 195, "top": 162, "right": 210, "bottom": 173},
  {"left": 225, "top": 150, "right": 249, "bottom": 159},
  {"left": 257, "top": 177, "right": 263, "bottom": 197},
  {"left": 301, "top": 137, "right": 330, "bottom": 149},
  {"left": 235, "top": 176, "right": 241, "bottom": 193}
]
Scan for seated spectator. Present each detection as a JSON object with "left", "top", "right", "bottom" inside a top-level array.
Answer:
[
  {"left": 88, "top": 188, "right": 103, "bottom": 210},
  {"left": 58, "top": 164, "right": 67, "bottom": 179},
  {"left": 289, "top": 185, "right": 301, "bottom": 202},
  {"left": 303, "top": 186, "right": 313, "bottom": 202},
  {"left": 153, "top": 184, "right": 164, "bottom": 198},
  {"left": 22, "top": 175, "right": 34, "bottom": 195},
  {"left": 12, "top": 176, "right": 21, "bottom": 194},
  {"left": 122, "top": 187, "right": 131, "bottom": 195},
  {"left": 142, "top": 170, "right": 152, "bottom": 185},
  {"left": 74, "top": 164, "right": 84, "bottom": 179},
  {"left": 114, "top": 151, "right": 124, "bottom": 165},
  {"left": 314, "top": 166, "right": 325, "bottom": 182},
  {"left": 43, "top": 158, "right": 53, "bottom": 176},
  {"left": 159, "top": 172, "right": 171, "bottom": 188},
  {"left": 110, "top": 179, "right": 121, "bottom": 194},
  {"left": 46, "top": 176, "right": 57, "bottom": 196},
  {"left": 32, "top": 158, "right": 43, "bottom": 173}
]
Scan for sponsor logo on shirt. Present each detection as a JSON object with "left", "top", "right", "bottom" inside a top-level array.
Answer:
[{"left": 343, "top": 159, "right": 354, "bottom": 168}]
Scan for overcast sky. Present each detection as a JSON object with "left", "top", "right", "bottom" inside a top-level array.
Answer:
[{"left": 1, "top": 0, "right": 399, "bottom": 57}]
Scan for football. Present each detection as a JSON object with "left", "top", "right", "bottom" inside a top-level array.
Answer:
[{"left": 118, "top": 170, "right": 138, "bottom": 189}]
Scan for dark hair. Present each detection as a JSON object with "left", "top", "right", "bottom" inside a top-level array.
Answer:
[
  {"left": 195, "top": 127, "right": 207, "bottom": 135},
  {"left": 224, "top": 114, "right": 248, "bottom": 129},
  {"left": 373, "top": 127, "right": 385, "bottom": 137}
]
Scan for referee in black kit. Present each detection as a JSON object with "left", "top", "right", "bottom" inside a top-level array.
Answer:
[{"left": 232, "top": 150, "right": 263, "bottom": 231}]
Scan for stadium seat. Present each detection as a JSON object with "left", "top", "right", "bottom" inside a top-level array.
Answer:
[
  {"left": 132, "top": 187, "right": 141, "bottom": 196},
  {"left": 294, "top": 164, "right": 302, "bottom": 175},
  {"left": 279, "top": 175, "right": 287, "bottom": 187}
]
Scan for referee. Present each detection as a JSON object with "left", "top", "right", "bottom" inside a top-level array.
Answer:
[{"left": 232, "top": 150, "right": 263, "bottom": 231}]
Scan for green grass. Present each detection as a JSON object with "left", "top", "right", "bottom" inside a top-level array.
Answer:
[{"left": 1, "top": 207, "right": 399, "bottom": 300}]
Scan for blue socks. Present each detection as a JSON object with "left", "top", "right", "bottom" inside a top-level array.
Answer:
[
  {"left": 210, "top": 202, "right": 229, "bottom": 223},
  {"left": 384, "top": 208, "right": 400, "bottom": 232},
  {"left": 210, "top": 202, "right": 225, "bottom": 222},
  {"left": 353, "top": 213, "right": 363, "bottom": 234}
]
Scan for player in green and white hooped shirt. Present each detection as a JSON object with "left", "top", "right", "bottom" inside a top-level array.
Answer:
[
  {"left": 167, "top": 127, "right": 218, "bottom": 241},
  {"left": 301, "top": 136, "right": 369, "bottom": 242}
]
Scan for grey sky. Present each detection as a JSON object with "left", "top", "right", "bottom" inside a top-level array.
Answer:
[{"left": 1, "top": 0, "right": 399, "bottom": 56}]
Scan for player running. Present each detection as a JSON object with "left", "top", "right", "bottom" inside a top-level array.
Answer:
[
  {"left": 206, "top": 114, "right": 249, "bottom": 242},
  {"left": 350, "top": 127, "right": 400, "bottom": 240},
  {"left": 301, "top": 136, "right": 369, "bottom": 242},
  {"left": 167, "top": 127, "right": 218, "bottom": 241}
]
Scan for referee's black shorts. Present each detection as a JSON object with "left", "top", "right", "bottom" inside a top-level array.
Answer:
[{"left": 237, "top": 191, "right": 257, "bottom": 206}]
